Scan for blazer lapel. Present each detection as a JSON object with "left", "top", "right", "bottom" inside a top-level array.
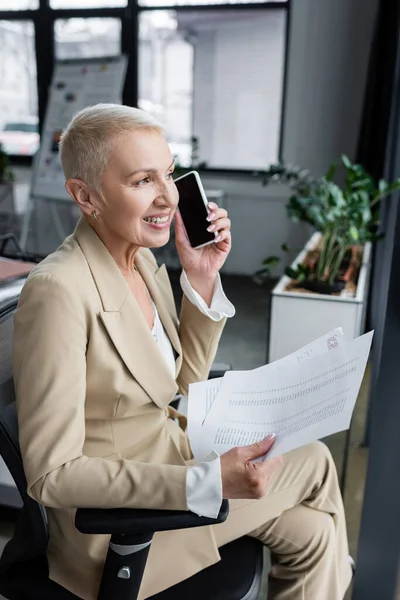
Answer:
[
  {"left": 135, "top": 256, "right": 182, "bottom": 376},
  {"left": 75, "top": 219, "right": 179, "bottom": 409}
]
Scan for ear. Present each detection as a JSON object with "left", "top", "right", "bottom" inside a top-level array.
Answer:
[{"left": 65, "top": 179, "right": 98, "bottom": 218}]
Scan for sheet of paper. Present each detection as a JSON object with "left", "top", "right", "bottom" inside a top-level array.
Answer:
[
  {"left": 187, "top": 327, "right": 345, "bottom": 460},
  {"left": 187, "top": 378, "right": 222, "bottom": 460},
  {"left": 190, "top": 331, "right": 372, "bottom": 462}
]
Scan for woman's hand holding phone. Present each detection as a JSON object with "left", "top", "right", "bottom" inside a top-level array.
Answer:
[
  {"left": 173, "top": 170, "right": 232, "bottom": 304},
  {"left": 174, "top": 204, "right": 232, "bottom": 304},
  {"left": 174, "top": 203, "right": 231, "bottom": 272}
]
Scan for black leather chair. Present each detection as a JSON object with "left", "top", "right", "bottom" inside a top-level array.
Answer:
[{"left": 0, "top": 299, "right": 264, "bottom": 600}]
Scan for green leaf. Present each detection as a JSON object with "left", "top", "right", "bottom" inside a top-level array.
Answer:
[
  {"left": 379, "top": 179, "right": 388, "bottom": 194},
  {"left": 352, "top": 178, "right": 373, "bottom": 190},
  {"left": 357, "top": 190, "right": 370, "bottom": 206},
  {"left": 341, "top": 155, "right": 352, "bottom": 169},
  {"left": 325, "top": 162, "right": 336, "bottom": 182},
  {"left": 262, "top": 256, "right": 280, "bottom": 267},
  {"left": 296, "top": 271, "right": 307, "bottom": 283},
  {"left": 285, "top": 267, "right": 299, "bottom": 280},
  {"left": 388, "top": 180, "right": 400, "bottom": 193},
  {"left": 349, "top": 225, "right": 359, "bottom": 241},
  {"left": 362, "top": 207, "right": 372, "bottom": 224}
]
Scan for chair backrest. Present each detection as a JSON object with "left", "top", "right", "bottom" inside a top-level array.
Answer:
[{"left": 0, "top": 298, "right": 49, "bottom": 570}]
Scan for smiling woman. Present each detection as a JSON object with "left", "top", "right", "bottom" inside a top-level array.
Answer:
[{"left": 12, "top": 102, "right": 351, "bottom": 600}]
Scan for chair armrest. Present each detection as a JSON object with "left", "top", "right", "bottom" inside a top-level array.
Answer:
[
  {"left": 78, "top": 504, "right": 230, "bottom": 600},
  {"left": 208, "top": 362, "right": 232, "bottom": 380},
  {"left": 75, "top": 499, "right": 229, "bottom": 536}
]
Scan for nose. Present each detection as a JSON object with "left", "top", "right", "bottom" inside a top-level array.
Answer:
[{"left": 154, "top": 178, "right": 178, "bottom": 209}]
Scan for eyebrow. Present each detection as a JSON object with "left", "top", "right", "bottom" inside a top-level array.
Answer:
[{"left": 123, "top": 159, "right": 175, "bottom": 180}]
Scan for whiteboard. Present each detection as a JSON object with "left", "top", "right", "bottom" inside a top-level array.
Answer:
[{"left": 32, "top": 55, "right": 127, "bottom": 201}]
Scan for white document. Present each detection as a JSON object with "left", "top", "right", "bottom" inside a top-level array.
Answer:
[
  {"left": 188, "top": 327, "right": 345, "bottom": 429},
  {"left": 187, "top": 327, "right": 345, "bottom": 458},
  {"left": 188, "top": 330, "right": 372, "bottom": 462}
]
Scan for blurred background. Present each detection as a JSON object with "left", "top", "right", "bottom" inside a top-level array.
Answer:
[{"left": 1, "top": 1, "right": 400, "bottom": 599}]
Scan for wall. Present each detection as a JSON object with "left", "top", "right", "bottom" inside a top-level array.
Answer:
[
  {"left": 283, "top": 0, "right": 379, "bottom": 177},
  {"left": 199, "top": 175, "right": 311, "bottom": 276}
]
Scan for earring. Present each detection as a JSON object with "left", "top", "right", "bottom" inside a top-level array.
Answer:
[{"left": 91, "top": 210, "right": 98, "bottom": 220}]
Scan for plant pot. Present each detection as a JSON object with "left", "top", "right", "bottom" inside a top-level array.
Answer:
[{"left": 268, "top": 232, "right": 372, "bottom": 362}]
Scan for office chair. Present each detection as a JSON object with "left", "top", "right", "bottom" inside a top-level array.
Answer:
[{"left": 0, "top": 300, "right": 264, "bottom": 600}]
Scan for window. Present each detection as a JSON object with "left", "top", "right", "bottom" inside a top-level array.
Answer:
[
  {"left": 139, "top": 8, "right": 286, "bottom": 169},
  {"left": 54, "top": 18, "right": 121, "bottom": 60},
  {"left": 0, "top": 20, "right": 38, "bottom": 130},
  {"left": 0, "top": 0, "right": 288, "bottom": 173},
  {"left": 0, "top": 0, "right": 38, "bottom": 9},
  {"left": 139, "top": 11, "right": 193, "bottom": 167},
  {"left": 50, "top": 0, "right": 126, "bottom": 8}
]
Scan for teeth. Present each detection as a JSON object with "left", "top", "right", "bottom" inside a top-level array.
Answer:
[{"left": 144, "top": 216, "right": 168, "bottom": 223}]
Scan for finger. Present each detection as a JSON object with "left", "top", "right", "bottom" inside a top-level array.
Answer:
[
  {"left": 207, "top": 201, "right": 219, "bottom": 211},
  {"left": 207, "top": 217, "right": 231, "bottom": 234},
  {"left": 241, "top": 434, "right": 276, "bottom": 462},
  {"left": 214, "top": 230, "right": 231, "bottom": 246},
  {"left": 207, "top": 207, "right": 228, "bottom": 223}
]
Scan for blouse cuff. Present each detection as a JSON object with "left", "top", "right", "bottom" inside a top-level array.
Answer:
[
  {"left": 180, "top": 270, "right": 235, "bottom": 322},
  {"left": 186, "top": 451, "right": 223, "bottom": 518}
]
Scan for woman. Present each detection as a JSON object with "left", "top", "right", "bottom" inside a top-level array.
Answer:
[{"left": 13, "top": 104, "right": 352, "bottom": 600}]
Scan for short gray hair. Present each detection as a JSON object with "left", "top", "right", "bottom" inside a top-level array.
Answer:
[{"left": 59, "top": 103, "right": 164, "bottom": 190}]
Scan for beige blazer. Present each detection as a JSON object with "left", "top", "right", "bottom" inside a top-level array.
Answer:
[{"left": 12, "top": 219, "right": 227, "bottom": 600}]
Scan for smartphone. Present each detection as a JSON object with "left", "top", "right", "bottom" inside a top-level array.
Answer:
[{"left": 174, "top": 170, "right": 216, "bottom": 249}]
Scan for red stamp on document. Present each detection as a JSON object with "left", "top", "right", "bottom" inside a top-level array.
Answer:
[{"left": 327, "top": 334, "right": 339, "bottom": 350}]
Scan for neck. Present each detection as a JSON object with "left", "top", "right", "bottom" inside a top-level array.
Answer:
[{"left": 88, "top": 219, "right": 139, "bottom": 276}]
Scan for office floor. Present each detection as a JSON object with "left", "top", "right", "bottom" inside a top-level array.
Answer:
[{"left": 0, "top": 168, "right": 369, "bottom": 598}]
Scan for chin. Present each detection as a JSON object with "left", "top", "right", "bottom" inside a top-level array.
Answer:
[{"left": 146, "top": 230, "right": 171, "bottom": 249}]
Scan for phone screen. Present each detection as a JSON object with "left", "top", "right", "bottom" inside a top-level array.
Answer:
[{"left": 175, "top": 172, "right": 215, "bottom": 248}]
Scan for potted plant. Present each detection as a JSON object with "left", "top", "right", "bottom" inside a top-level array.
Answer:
[{"left": 262, "top": 156, "right": 400, "bottom": 362}]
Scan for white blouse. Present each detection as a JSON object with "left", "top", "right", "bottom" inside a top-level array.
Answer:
[{"left": 150, "top": 270, "right": 235, "bottom": 518}]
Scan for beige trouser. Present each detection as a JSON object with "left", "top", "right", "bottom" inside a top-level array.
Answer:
[{"left": 212, "top": 441, "right": 352, "bottom": 600}]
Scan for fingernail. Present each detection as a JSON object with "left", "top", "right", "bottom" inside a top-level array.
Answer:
[
  {"left": 267, "top": 433, "right": 276, "bottom": 441},
  {"left": 206, "top": 212, "right": 216, "bottom": 222},
  {"left": 208, "top": 202, "right": 217, "bottom": 209},
  {"left": 214, "top": 235, "right": 222, "bottom": 243},
  {"left": 207, "top": 224, "right": 216, "bottom": 232}
]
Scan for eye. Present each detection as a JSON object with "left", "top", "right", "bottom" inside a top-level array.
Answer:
[
  {"left": 134, "top": 175, "right": 151, "bottom": 187},
  {"left": 166, "top": 171, "right": 174, "bottom": 181}
]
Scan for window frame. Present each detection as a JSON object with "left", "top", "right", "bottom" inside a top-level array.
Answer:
[{"left": 0, "top": 0, "right": 291, "bottom": 175}]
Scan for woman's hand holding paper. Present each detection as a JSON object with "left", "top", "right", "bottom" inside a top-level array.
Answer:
[{"left": 220, "top": 435, "right": 282, "bottom": 500}]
